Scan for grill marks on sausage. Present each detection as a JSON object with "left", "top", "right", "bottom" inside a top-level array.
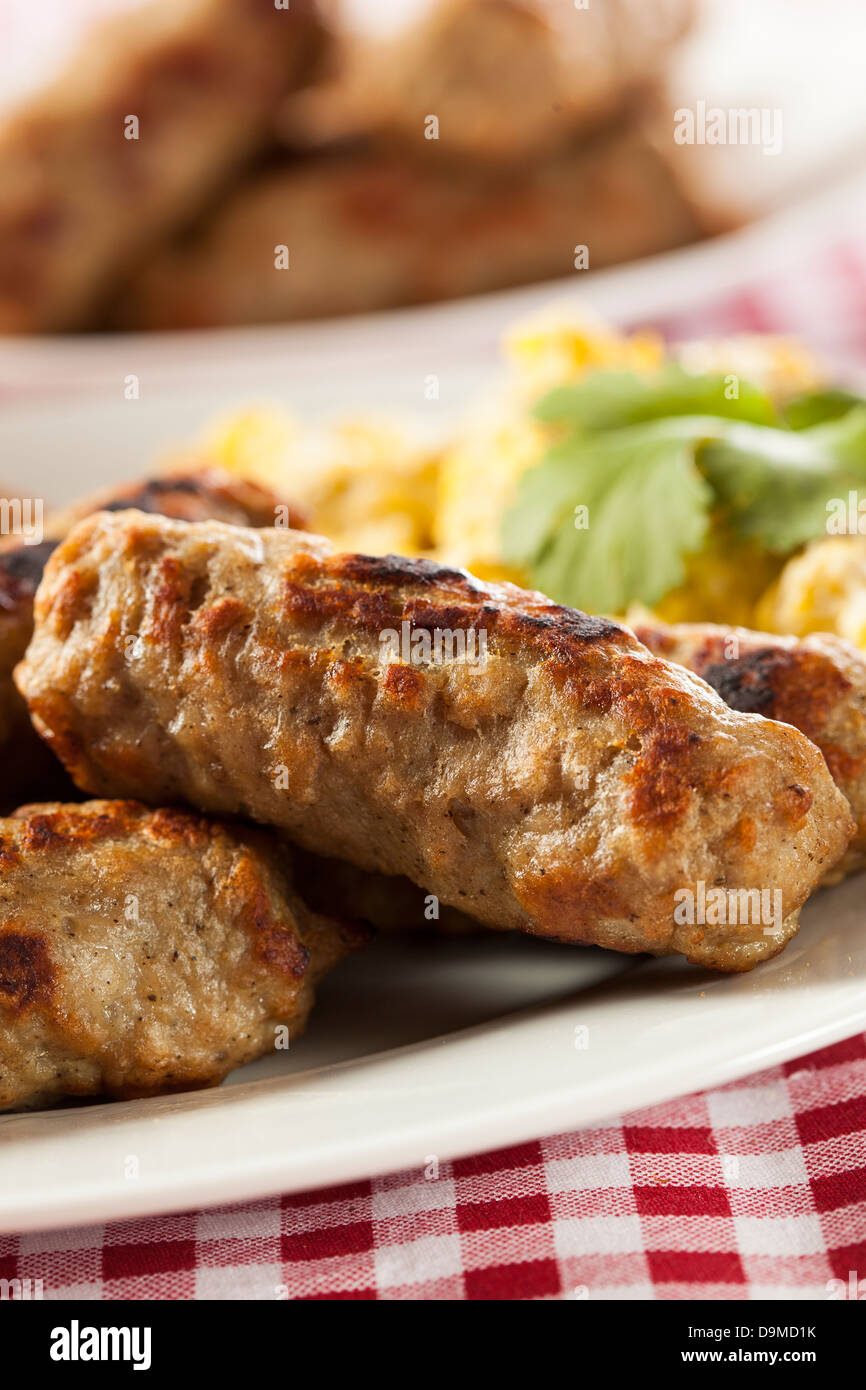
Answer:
[
  {"left": 382, "top": 662, "right": 425, "bottom": 709},
  {"left": 130, "top": 563, "right": 244, "bottom": 651},
  {"left": 403, "top": 598, "right": 490, "bottom": 633},
  {"left": 0, "top": 540, "right": 59, "bottom": 606},
  {"left": 148, "top": 555, "right": 207, "bottom": 645},
  {"left": 229, "top": 854, "right": 310, "bottom": 980},
  {"left": 697, "top": 643, "right": 850, "bottom": 725},
  {"left": 8, "top": 801, "right": 215, "bottom": 854},
  {"left": 146, "top": 805, "right": 211, "bottom": 848},
  {"left": 0, "top": 931, "right": 55, "bottom": 1014},
  {"left": 48, "top": 567, "right": 98, "bottom": 642},
  {"left": 334, "top": 552, "right": 475, "bottom": 592},
  {"left": 282, "top": 578, "right": 396, "bottom": 632},
  {"left": 282, "top": 547, "right": 710, "bottom": 836},
  {"left": 16, "top": 802, "right": 139, "bottom": 850},
  {"left": 628, "top": 723, "right": 708, "bottom": 831},
  {"left": 689, "top": 641, "right": 866, "bottom": 789},
  {"left": 279, "top": 552, "right": 623, "bottom": 663},
  {"left": 82, "top": 526, "right": 707, "bottom": 838},
  {"left": 191, "top": 595, "right": 248, "bottom": 640},
  {"left": 46, "top": 521, "right": 628, "bottom": 695}
]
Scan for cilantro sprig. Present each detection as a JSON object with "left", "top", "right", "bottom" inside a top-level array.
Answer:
[
  {"left": 501, "top": 367, "right": 866, "bottom": 612},
  {"left": 700, "top": 407, "right": 866, "bottom": 552},
  {"left": 534, "top": 363, "right": 777, "bottom": 432}
]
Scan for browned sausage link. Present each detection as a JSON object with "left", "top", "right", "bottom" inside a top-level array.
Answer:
[
  {"left": 37, "top": 464, "right": 306, "bottom": 539},
  {"left": 0, "top": 799, "right": 362, "bottom": 1111},
  {"left": 0, "top": 466, "right": 302, "bottom": 811},
  {"left": 17, "top": 511, "right": 855, "bottom": 972},
  {"left": 291, "top": 844, "right": 484, "bottom": 936},
  {"left": 630, "top": 614, "right": 866, "bottom": 875}
]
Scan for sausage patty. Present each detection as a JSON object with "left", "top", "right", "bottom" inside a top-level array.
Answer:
[
  {"left": 16, "top": 511, "right": 854, "bottom": 972},
  {"left": 0, "top": 466, "right": 301, "bottom": 809},
  {"left": 631, "top": 615, "right": 866, "bottom": 876},
  {"left": 0, "top": 800, "right": 362, "bottom": 1112}
]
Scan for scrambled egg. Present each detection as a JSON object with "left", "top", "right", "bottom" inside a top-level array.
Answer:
[
  {"left": 200, "top": 409, "right": 439, "bottom": 557},
  {"left": 757, "top": 536, "right": 866, "bottom": 649},
  {"left": 503, "top": 304, "right": 665, "bottom": 399},
  {"left": 655, "top": 526, "right": 785, "bottom": 629},
  {"left": 197, "top": 307, "right": 864, "bottom": 648},
  {"left": 433, "top": 407, "right": 539, "bottom": 584}
]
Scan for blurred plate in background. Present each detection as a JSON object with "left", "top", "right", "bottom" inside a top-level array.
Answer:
[{"left": 1, "top": 169, "right": 864, "bottom": 506}]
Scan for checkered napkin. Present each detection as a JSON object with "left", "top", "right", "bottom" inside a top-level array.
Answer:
[
  {"left": 1, "top": 1035, "right": 864, "bottom": 1300},
  {"left": 3, "top": 234, "right": 866, "bottom": 1301}
]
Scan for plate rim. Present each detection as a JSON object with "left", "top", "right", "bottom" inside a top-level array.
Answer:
[
  {"left": 1, "top": 168, "right": 865, "bottom": 398},
  {"left": 3, "top": 891, "right": 865, "bottom": 1233}
]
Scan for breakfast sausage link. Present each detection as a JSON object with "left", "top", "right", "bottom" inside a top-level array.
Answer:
[
  {"left": 630, "top": 613, "right": 866, "bottom": 877},
  {"left": 0, "top": 465, "right": 302, "bottom": 811},
  {"left": 17, "top": 511, "right": 855, "bottom": 972},
  {"left": 0, "top": 799, "right": 362, "bottom": 1111}
]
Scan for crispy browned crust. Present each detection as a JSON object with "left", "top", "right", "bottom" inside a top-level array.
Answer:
[
  {"left": 0, "top": 799, "right": 364, "bottom": 1111},
  {"left": 16, "top": 511, "right": 855, "bottom": 972},
  {"left": 631, "top": 616, "right": 866, "bottom": 873},
  {"left": 0, "top": 466, "right": 303, "bottom": 812},
  {"left": 37, "top": 463, "right": 307, "bottom": 540}
]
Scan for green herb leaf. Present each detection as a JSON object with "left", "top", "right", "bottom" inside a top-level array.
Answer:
[
  {"left": 699, "top": 406, "right": 866, "bottom": 551},
  {"left": 505, "top": 363, "right": 866, "bottom": 612},
  {"left": 533, "top": 364, "right": 777, "bottom": 432},
  {"left": 502, "top": 418, "right": 713, "bottom": 612},
  {"left": 784, "top": 388, "right": 866, "bottom": 431}
]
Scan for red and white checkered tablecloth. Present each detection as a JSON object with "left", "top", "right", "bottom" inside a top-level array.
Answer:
[
  {"left": 1, "top": 1036, "right": 864, "bottom": 1300},
  {"left": 3, "top": 237, "right": 866, "bottom": 1301}
]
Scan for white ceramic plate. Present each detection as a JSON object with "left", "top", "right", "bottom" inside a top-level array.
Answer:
[
  {"left": 3, "top": 176, "right": 866, "bottom": 1233},
  {"left": 2, "top": 880, "right": 865, "bottom": 1232}
]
